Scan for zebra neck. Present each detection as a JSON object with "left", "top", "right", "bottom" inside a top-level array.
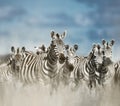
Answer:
[
  {"left": 65, "top": 61, "right": 74, "bottom": 72},
  {"left": 41, "top": 58, "right": 58, "bottom": 78},
  {"left": 100, "top": 67, "right": 108, "bottom": 77},
  {"left": 87, "top": 59, "right": 97, "bottom": 71},
  {"left": 47, "top": 48, "right": 58, "bottom": 65},
  {"left": 63, "top": 63, "right": 70, "bottom": 73}
]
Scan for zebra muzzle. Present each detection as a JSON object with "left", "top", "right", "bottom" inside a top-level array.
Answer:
[
  {"left": 103, "top": 58, "right": 113, "bottom": 66},
  {"left": 59, "top": 53, "right": 66, "bottom": 64}
]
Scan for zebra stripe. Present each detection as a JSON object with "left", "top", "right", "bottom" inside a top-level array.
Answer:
[
  {"left": 79, "top": 55, "right": 97, "bottom": 88},
  {"left": 98, "top": 64, "right": 114, "bottom": 86},
  {"left": 113, "top": 61, "right": 120, "bottom": 86},
  {"left": 19, "top": 51, "right": 43, "bottom": 84}
]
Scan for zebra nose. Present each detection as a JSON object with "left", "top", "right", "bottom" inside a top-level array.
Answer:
[
  {"left": 59, "top": 53, "right": 65, "bottom": 64},
  {"left": 104, "top": 58, "right": 112, "bottom": 65}
]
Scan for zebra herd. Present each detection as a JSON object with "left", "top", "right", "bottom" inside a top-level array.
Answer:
[{"left": 0, "top": 30, "right": 120, "bottom": 93}]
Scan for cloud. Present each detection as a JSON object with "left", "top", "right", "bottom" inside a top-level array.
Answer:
[
  {"left": 87, "top": 29, "right": 110, "bottom": 42},
  {"left": 75, "top": 0, "right": 120, "bottom": 7},
  {"left": 25, "top": 13, "right": 77, "bottom": 28},
  {"left": 0, "top": 31, "right": 10, "bottom": 36},
  {"left": 25, "top": 12, "right": 93, "bottom": 28},
  {"left": 75, "top": 0, "right": 120, "bottom": 27},
  {"left": 0, "top": 0, "right": 10, "bottom": 6},
  {"left": 74, "top": 0, "right": 120, "bottom": 43},
  {"left": 0, "top": 5, "right": 27, "bottom": 22}
]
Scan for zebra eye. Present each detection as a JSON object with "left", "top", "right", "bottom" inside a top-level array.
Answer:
[
  {"left": 11, "top": 46, "right": 15, "bottom": 53},
  {"left": 65, "top": 45, "right": 69, "bottom": 49}
]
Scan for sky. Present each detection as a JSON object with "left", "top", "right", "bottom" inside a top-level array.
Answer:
[{"left": 0, "top": 0, "right": 120, "bottom": 61}]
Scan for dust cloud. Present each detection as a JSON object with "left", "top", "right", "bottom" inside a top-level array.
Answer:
[{"left": 0, "top": 79, "right": 120, "bottom": 106}]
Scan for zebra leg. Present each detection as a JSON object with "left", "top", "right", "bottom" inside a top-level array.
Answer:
[
  {"left": 49, "top": 78, "right": 59, "bottom": 95},
  {"left": 98, "top": 78, "right": 101, "bottom": 85},
  {"left": 88, "top": 77, "right": 96, "bottom": 89},
  {"left": 93, "top": 79, "right": 96, "bottom": 88},
  {"left": 88, "top": 80, "right": 93, "bottom": 89}
]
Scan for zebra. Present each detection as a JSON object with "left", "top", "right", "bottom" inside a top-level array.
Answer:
[
  {"left": 0, "top": 53, "right": 12, "bottom": 66},
  {"left": 114, "top": 61, "right": 120, "bottom": 86},
  {"left": 0, "top": 53, "right": 12, "bottom": 83},
  {"left": 0, "top": 46, "right": 25, "bottom": 83},
  {"left": 9, "top": 46, "right": 26, "bottom": 77},
  {"left": 0, "top": 62, "right": 12, "bottom": 83},
  {"left": 98, "top": 39, "right": 115, "bottom": 86},
  {"left": 102, "top": 39, "right": 115, "bottom": 63},
  {"left": 72, "top": 44, "right": 104, "bottom": 89},
  {"left": 58, "top": 44, "right": 78, "bottom": 86},
  {"left": 18, "top": 31, "right": 67, "bottom": 86},
  {"left": 34, "top": 44, "right": 46, "bottom": 55}
]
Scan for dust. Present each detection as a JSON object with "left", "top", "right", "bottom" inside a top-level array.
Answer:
[{"left": 0, "top": 79, "right": 120, "bottom": 106}]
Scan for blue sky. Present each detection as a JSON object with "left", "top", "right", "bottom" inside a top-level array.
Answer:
[{"left": 0, "top": 0, "right": 120, "bottom": 60}]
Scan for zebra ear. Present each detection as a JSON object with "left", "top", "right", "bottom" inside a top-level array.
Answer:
[
  {"left": 17, "top": 48, "right": 20, "bottom": 53},
  {"left": 87, "top": 52, "right": 93, "bottom": 60},
  {"left": 102, "top": 39, "right": 106, "bottom": 45},
  {"left": 97, "top": 44, "right": 101, "bottom": 50},
  {"left": 56, "top": 33, "right": 59, "bottom": 38},
  {"left": 21, "top": 47, "right": 25, "bottom": 52},
  {"left": 11, "top": 46, "right": 15, "bottom": 53},
  {"left": 110, "top": 39, "right": 115, "bottom": 46},
  {"left": 61, "top": 30, "right": 67, "bottom": 39},
  {"left": 41, "top": 45, "right": 46, "bottom": 51},
  {"left": 92, "top": 43, "right": 97, "bottom": 48},
  {"left": 74, "top": 44, "right": 78, "bottom": 51},
  {"left": 65, "top": 45, "right": 69, "bottom": 50},
  {"left": 51, "top": 31, "right": 55, "bottom": 38}
]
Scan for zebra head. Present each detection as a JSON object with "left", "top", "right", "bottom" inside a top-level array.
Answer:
[
  {"left": 90, "top": 44, "right": 104, "bottom": 68},
  {"left": 10, "top": 46, "right": 25, "bottom": 71},
  {"left": 50, "top": 30, "right": 67, "bottom": 64},
  {"left": 102, "top": 39, "right": 115, "bottom": 64},
  {"left": 34, "top": 44, "right": 46, "bottom": 55},
  {"left": 65, "top": 44, "right": 78, "bottom": 71}
]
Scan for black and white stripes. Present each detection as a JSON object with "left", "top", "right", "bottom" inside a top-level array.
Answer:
[
  {"left": 59, "top": 44, "right": 78, "bottom": 86},
  {"left": 0, "top": 30, "right": 118, "bottom": 90},
  {"left": 0, "top": 46, "right": 25, "bottom": 83},
  {"left": 97, "top": 39, "right": 115, "bottom": 86},
  {"left": 72, "top": 44, "right": 104, "bottom": 88},
  {"left": 15, "top": 31, "right": 67, "bottom": 85}
]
